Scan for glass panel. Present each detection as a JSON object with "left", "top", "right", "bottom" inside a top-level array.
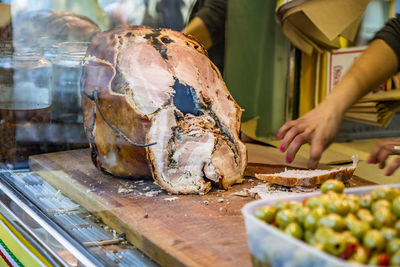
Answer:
[{"left": 0, "top": 1, "right": 198, "bottom": 266}]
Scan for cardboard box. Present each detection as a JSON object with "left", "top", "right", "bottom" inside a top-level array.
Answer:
[{"left": 276, "top": 0, "right": 370, "bottom": 55}]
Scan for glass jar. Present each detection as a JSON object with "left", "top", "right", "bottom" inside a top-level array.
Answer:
[
  {"left": 51, "top": 42, "right": 88, "bottom": 123},
  {"left": 0, "top": 42, "right": 52, "bottom": 169}
]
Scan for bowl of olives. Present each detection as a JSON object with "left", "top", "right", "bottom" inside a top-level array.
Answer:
[{"left": 242, "top": 180, "right": 400, "bottom": 267}]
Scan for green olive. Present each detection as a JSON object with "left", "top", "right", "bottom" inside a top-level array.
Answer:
[
  {"left": 357, "top": 209, "right": 374, "bottom": 225},
  {"left": 363, "top": 229, "right": 386, "bottom": 252},
  {"left": 392, "top": 196, "right": 400, "bottom": 217},
  {"left": 387, "top": 238, "right": 400, "bottom": 255},
  {"left": 322, "top": 232, "right": 347, "bottom": 256},
  {"left": 289, "top": 201, "right": 303, "bottom": 211},
  {"left": 295, "top": 206, "right": 310, "bottom": 224},
  {"left": 368, "top": 252, "right": 379, "bottom": 266},
  {"left": 341, "top": 230, "right": 359, "bottom": 245},
  {"left": 304, "top": 207, "right": 326, "bottom": 231},
  {"left": 347, "top": 200, "right": 360, "bottom": 213},
  {"left": 306, "top": 196, "right": 327, "bottom": 209},
  {"left": 305, "top": 230, "right": 315, "bottom": 244},
  {"left": 273, "top": 201, "right": 290, "bottom": 211},
  {"left": 325, "top": 191, "right": 341, "bottom": 200},
  {"left": 359, "top": 195, "right": 373, "bottom": 209},
  {"left": 381, "top": 227, "right": 397, "bottom": 241},
  {"left": 345, "top": 193, "right": 360, "bottom": 202},
  {"left": 371, "top": 199, "right": 391, "bottom": 214},
  {"left": 320, "top": 179, "right": 345, "bottom": 194},
  {"left": 391, "top": 251, "right": 400, "bottom": 266},
  {"left": 276, "top": 209, "right": 297, "bottom": 229},
  {"left": 394, "top": 220, "right": 400, "bottom": 236},
  {"left": 254, "top": 206, "right": 277, "bottom": 223},
  {"left": 314, "top": 227, "right": 335, "bottom": 244},
  {"left": 344, "top": 213, "right": 358, "bottom": 222},
  {"left": 371, "top": 187, "right": 397, "bottom": 201},
  {"left": 326, "top": 199, "right": 350, "bottom": 216},
  {"left": 345, "top": 217, "right": 370, "bottom": 240},
  {"left": 372, "top": 208, "right": 395, "bottom": 229},
  {"left": 284, "top": 222, "right": 303, "bottom": 239},
  {"left": 348, "top": 246, "right": 368, "bottom": 264},
  {"left": 318, "top": 214, "right": 346, "bottom": 232}
]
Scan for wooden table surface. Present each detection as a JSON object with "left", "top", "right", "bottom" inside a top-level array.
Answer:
[{"left": 29, "top": 144, "right": 372, "bottom": 267}]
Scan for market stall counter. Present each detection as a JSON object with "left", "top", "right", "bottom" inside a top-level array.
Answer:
[{"left": 27, "top": 143, "right": 372, "bottom": 267}]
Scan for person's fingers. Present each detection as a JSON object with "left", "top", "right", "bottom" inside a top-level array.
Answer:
[
  {"left": 308, "top": 138, "right": 324, "bottom": 169},
  {"left": 378, "top": 161, "right": 386, "bottom": 170},
  {"left": 280, "top": 124, "right": 305, "bottom": 153},
  {"left": 276, "top": 120, "right": 295, "bottom": 140},
  {"left": 375, "top": 143, "right": 394, "bottom": 168},
  {"left": 286, "top": 133, "right": 308, "bottom": 164},
  {"left": 368, "top": 140, "right": 391, "bottom": 163},
  {"left": 368, "top": 140, "right": 385, "bottom": 162},
  {"left": 385, "top": 157, "right": 400, "bottom": 176}
]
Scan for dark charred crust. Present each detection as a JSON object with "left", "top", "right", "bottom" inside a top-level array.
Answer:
[
  {"left": 208, "top": 107, "right": 234, "bottom": 143},
  {"left": 90, "top": 141, "right": 99, "bottom": 168},
  {"left": 174, "top": 109, "right": 184, "bottom": 121},
  {"left": 125, "top": 32, "right": 132, "bottom": 38},
  {"left": 161, "top": 36, "right": 173, "bottom": 44},
  {"left": 199, "top": 91, "right": 212, "bottom": 106},
  {"left": 166, "top": 138, "right": 177, "bottom": 168},
  {"left": 144, "top": 29, "right": 168, "bottom": 60}
]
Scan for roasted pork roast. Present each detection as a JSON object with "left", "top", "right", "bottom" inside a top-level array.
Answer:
[{"left": 80, "top": 25, "right": 247, "bottom": 194}]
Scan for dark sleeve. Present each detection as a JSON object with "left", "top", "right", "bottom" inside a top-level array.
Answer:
[
  {"left": 194, "top": 0, "right": 227, "bottom": 46},
  {"left": 372, "top": 14, "right": 400, "bottom": 70}
]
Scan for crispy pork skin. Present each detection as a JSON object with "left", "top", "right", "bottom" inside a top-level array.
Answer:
[{"left": 81, "top": 25, "right": 247, "bottom": 194}]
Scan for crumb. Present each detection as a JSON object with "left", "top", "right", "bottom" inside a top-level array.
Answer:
[
  {"left": 144, "top": 214, "right": 149, "bottom": 218},
  {"left": 144, "top": 190, "right": 162, "bottom": 197},
  {"left": 203, "top": 200, "right": 209, "bottom": 205},
  {"left": 217, "top": 198, "right": 224, "bottom": 203},
  {"left": 231, "top": 189, "right": 249, "bottom": 197},
  {"left": 164, "top": 197, "right": 179, "bottom": 202},
  {"left": 219, "top": 207, "right": 223, "bottom": 212}
]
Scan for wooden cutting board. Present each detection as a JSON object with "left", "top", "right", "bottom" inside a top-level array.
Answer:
[{"left": 29, "top": 144, "right": 372, "bottom": 267}]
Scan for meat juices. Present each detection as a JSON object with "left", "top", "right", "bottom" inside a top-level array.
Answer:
[{"left": 81, "top": 25, "right": 247, "bottom": 194}]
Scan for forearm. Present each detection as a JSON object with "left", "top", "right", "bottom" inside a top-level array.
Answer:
[
  {"left": 322, "top": 39, "right": 399, "bottom": 114},
  {"left": 182, "top": 16, "right": 212, "bottom": 49}
]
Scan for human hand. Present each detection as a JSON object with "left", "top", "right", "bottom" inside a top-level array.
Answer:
[
  {"left": 276, "top": 102, "right": 344, "bottom": 169},
  {"left": 367, "top": 138, "right": 400, "bottom": 176}
]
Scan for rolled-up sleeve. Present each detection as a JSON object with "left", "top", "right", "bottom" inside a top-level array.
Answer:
[
  {"left": 373, "top": 14, "right": 400, "bottom": 71},
  {"left": 194, "top": 0, "right": 227, "bottom": 46}
]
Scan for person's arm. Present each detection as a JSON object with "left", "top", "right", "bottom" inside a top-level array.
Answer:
[
  {"left": 182, "top": 0, "right": 227, "bottom": 49},
  {"left": 276, "top": 39, "right": 398, "bottom": 169},
  {"left": 182, "top": 16, "right": 212, "bottom": 49}
]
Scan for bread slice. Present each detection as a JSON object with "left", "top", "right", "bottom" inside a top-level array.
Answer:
[{"left": 255, "top": 155, "right": 359, "bottom": 188}]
